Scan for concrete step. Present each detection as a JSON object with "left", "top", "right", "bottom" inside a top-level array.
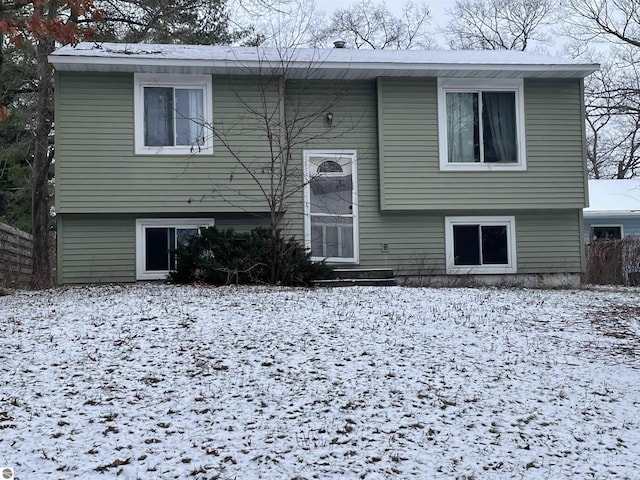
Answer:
[
  {"left": 314, "top": 269, "right": 397, "bottom": 287},
  {"left": 328, "top": 268, "right": 395, "bottom": 280}
]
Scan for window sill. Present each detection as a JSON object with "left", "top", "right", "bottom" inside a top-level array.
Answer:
[
  {"left": 447, "top": 265, "right": 517, "bottom": 275},
  {"left": 440, "top": 162, "right": 526, "bottom": 172},
  {"left": 137, "top": 271, "right": 171, "bottom": 280},
  {"left": 312, "top": 257, "right": 359, "bottom": 264},
  {"left": 135, "top": 145, "right": 214, "bottom": 156}
]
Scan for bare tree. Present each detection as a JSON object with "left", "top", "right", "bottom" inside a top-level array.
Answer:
[
  {"left": 564, "top": 1, "right": 640, "bottom": 178},
  {"left": 181, "top": 49, "right": 366, "bottom": 281},
  {"left": 582, "top": 54, "right": 640, "bottom": 178},
  {"left": 191, "top": 49, "right": 359, "bottom": 239},
  {"left": 311, "top": 0, "right": 433, "bottom": 50},
  {"left": 444, "top": 0, "right": 557, "bottom": 51},
  {"left": 230, "top": 0, "right": 323, "bottom": 47},
  {"left": 564, "top": 0, "right": 640, "bottom": 47},
  {"left": 585, "top": 68, "right": 618, "bottom": 179}
]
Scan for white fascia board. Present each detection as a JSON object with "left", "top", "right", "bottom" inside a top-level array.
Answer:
[
  {"left": 49, "top": 51, "right": 599, "bottom": 79},
  {"left": 48, "top": 59, "right": 598, "bottom": 79},
  {"left": 584, "top": 210, "right": 640, "bottom": 218}
]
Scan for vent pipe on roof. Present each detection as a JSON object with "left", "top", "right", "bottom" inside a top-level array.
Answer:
[{"left": 333, "top": 40, "right": 346, "bottom": 49}]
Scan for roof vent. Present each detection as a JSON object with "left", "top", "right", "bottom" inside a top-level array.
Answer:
[{"left": 333, "top": 40, "right": 346, "bottom": 49}]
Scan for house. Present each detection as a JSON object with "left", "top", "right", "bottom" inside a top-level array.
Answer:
[
  {"left": 584, "top": 179, "right": 640, "bottom": 242},
  {"left": 48, "top": 43, "right": 598, "bottom": 287}
]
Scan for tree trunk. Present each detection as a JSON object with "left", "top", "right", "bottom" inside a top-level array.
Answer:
[{"left": 30, "top": 38, "right": 55, "bottom": 289}]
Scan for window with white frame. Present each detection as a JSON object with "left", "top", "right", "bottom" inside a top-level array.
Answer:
[
  {"left": 136, "top": 218, "right": 214, "bottom": 280},
  {"left": 438, "top": 78, "right": 526, "bottom": 171},
  {"left": 445, "top": 216, "right": 517, "bottom": 274},
  {"left": 134, "top": 74, "right": 213, "bottom": 155},
  {"left": 591, "top": 225, "right": 623, "bottom": 241}
]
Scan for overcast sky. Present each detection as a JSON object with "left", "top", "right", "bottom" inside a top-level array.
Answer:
[
  {"left": 315, "top": 0, "right": 449, "bottom": 25},
  {"left": 314, "top": 0, "right": 449, "bottom": 46}
]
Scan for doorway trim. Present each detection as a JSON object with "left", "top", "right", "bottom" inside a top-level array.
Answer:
[{"left": 303, "top": 150, "right": 359, "bottom": 264}]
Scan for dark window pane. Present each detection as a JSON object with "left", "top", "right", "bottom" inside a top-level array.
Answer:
[
  {"left": 339, "top": 225, "right": 354, "bottom": 258},
  {"left": 144, "top": 87, "right": 174, "bottom": 146},
  {"left": 317, "top": 160, "right": 343, "bottom": 173},
  {"left": 325, "top": 225, "right": 340, "bottom": 258},
  {"left": 453, "top": 224, "right": 481, "bottom": 265},
  {"left": 146, "top": 227, "right": 170, "bottom": 271},
  {"left": 482, "top": 91, "right": 517, "bottom": 163},
  {"left": 311, "top": 224, "right": 324, "bottom": 257},
  {"left": 592, "top": 226, "right": 622, "bottom": 240},
  {"left": 481, "top": 225, "right": 508, "bottom": 264}
]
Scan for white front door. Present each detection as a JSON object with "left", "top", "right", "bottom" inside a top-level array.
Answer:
[{"left": 304, "top": 150, "right": 359, "bottom": 263}]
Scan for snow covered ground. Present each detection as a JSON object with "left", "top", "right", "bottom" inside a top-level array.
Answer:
[{"left": 1, "top": 284, "right": 639, "bottom": 479}]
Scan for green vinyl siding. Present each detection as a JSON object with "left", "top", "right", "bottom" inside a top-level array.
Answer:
[
  {"left": 354, "top": 210, "right": 582, "bottom": 275},
  {"left": 281, "top": 80, "right": 380, "bottom": 259},
  {"left": 359, "top": 213, "right": 445, "bottom": 274},
  {"left": 57, "top": 213, "right": 269, "bottom": 284},
  {"left": 378, "top": 78, "right": 588, "bottom": 210},
  {"left": 516, "top": 210, "right": 583, "bottom": 272},
  {"left": 57, "top": 209, "right": 582, "bottom": 284},
  {"left": 57, "top": 214, "right": 136, "bottom": 284},
  {"left": 56, "top": 71, "right": 586, "bottom": 283},
  {"left": 55, "top": 72, "right": 280, "bottom": 214}
]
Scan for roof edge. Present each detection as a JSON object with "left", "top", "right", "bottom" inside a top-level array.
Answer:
[{"left": 48, "top": 43, "right": 600, "bottom": 79}]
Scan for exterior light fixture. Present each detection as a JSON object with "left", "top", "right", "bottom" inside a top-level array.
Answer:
[{"left": 325, "top": 112, "right": 334, "bottom": 127}]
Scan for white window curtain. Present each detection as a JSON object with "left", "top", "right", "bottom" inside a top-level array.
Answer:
[
  {"left": 483, "top": 92, "right": 517, "bottom": 163},
  {"left": 175, "top": 89, "right": 204, "bottom": 147},
  {"left": 447, "top": 92, "right": 478, "bottom": 163}
]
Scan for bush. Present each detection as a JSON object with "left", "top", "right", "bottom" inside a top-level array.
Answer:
[
  {"left": 169, "top": 227, "right": 332, "bottom": 286},
  {"left": 585, "top": 237, "right": 640, "bottom": 286}
]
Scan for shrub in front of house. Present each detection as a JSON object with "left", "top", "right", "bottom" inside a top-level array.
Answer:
[
  {"left": 584, "top": 236, "right": 640, "bottom": 286},
  {"left": 169, "top": 227, "right": 332, "bottom": 286}
]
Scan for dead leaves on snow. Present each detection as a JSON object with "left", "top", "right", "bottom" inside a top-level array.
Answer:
[{"left": 94, "top": 457, "right": 131, "bottom": 473}]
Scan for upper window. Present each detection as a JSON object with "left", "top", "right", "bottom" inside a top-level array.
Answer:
[
  {"left": 438, "top": 79, "right": 526, "bottom": 171},
  {"left": 134, "top": 74, "right": 213, "bottom": 155},
  {"left": 445, "top": 216, "right": 517, "bottom": 274},
  {"left": 135, "top": 218, "right": 214, "bottom": 280},
  {"left": 591, "top": 225, "right": 623, "bottom": 241}
]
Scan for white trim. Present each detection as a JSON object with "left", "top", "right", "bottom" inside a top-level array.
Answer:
[
  {"left": 584, "top": 211, "right": 640, "bottom": 218},
  {"left": 438, "top": 78, "right": 527, "bottom": 172},
  {"left": 590, "top": 224, "right": 624, "bottom": 241},
  {"left": 135, "top": 218, "right": 214, "bottom": 280},
  {"left": 134, "top": 73, "right": 213, "bottom": 155},
  {"left": 445, "top": 216, "right": 517, "bottom": 274},
  {"left": 303, "top": 150, "right": 359, "bottom": 264},
  {"left": 50, "top": 43, "right": 600, "bottom": 80}
]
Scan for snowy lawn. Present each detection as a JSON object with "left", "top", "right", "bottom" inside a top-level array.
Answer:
[{"left": 1, "top": 284, "right": 640, "bottom": 479}]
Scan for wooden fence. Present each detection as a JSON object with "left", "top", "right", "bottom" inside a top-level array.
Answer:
[{"left": 0, "top": 222, "right": 32, "bottom": 289}]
